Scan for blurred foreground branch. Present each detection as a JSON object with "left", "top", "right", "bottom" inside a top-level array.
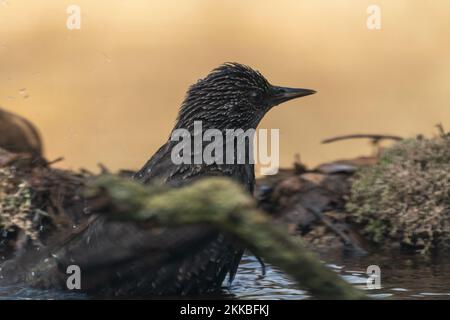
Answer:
[{"left": 87, "top": 176, "right": 367, "bottom": 300}]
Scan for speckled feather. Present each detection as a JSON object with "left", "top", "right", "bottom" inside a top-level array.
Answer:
[
  {"left": 0, "top": 63, "right": 315, "bottom": 296},
  {"left": 39, "top": 63, "right": 280, "bottom": 296}
]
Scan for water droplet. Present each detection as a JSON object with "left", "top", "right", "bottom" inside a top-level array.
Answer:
[
  {"left": 19, "top": 88, "right": 29, "bottom": 99},
  {"left": 101, "top": 52, "right": 112, "bottom": 63}
]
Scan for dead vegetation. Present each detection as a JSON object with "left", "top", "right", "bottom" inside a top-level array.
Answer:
[
  {"left": 256, "top": 157, "right": 374, "bottom": 254},
  {"left": 347, "top": 131, "right": 450, "bottom": 254},
  {"left": 0, "top": 147, "right": 89, "bottom": 259},
  {"left": 0, "top": 167, "right": 36, "bottom": 241}
]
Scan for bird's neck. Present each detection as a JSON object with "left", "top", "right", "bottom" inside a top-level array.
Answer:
[{"left": 168, "top": 119, "right": 257, "bottom": 167}]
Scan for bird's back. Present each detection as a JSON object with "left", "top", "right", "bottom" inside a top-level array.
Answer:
[
  {"left": 39, "top": 140, "right": 250, "bottom": 296},
  {"left": 130, "top": 140, "right": 251, "bottom": 294},
  {"left": 134, "top": 140, "right": 255, "bottom": 191}
]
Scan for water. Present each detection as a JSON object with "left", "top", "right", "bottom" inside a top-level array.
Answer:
[
  {"left": 229, "top": 253, "right": 450, "bottom": 300},
  {"left": 228, "top": 256, "right": 309, "bottom": 300},
  {"left": 1, "top": 253, "right": 450, "bottom": 299}
]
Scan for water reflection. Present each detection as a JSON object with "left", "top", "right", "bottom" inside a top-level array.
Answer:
[
  {"left": 230, "top": 253, "right": 450, "bottom": 300},
  {"left": 1, "top": 252, "right": 450, "bottom": 299},
  {"left": 228, "top": 255, "right": 309, "bottom": 300}
]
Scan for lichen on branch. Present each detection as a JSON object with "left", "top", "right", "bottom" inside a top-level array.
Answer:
[{"left": 87, "top": 175, "right": 367, "bottom": 299}]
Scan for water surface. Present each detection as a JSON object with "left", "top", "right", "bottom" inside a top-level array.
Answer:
[
  {"left": 1, "top": 253, "right": 450, "bottom": 299},
  {"left": 230, "top": 253, "right": 450, "bottom": 300}
]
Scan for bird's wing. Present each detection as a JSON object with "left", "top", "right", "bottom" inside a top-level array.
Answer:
[
  {"left": 133, "top": 141, "right": 175, "bottom": 183},
  {"left": 49, "top": 216, "right": 239, "bottom": 295},
  {"left": 32, "top": 141, "right": 245, "bottom": 295}
]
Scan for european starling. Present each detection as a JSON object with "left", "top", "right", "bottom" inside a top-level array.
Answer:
[
  {"left": 131, "top": 63, "right": 314, "bottom": 295},
  {"left": 3, "top": 63, "right": 315, "bottom": 296}
]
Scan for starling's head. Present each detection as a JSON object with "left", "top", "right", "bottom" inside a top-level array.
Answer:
[{"left": 175, "top": 63, "right": 316, "bottom": 131}]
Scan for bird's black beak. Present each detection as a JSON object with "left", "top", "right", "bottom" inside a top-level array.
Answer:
[{"left": 269, "top": 86, "right": 316, "bottom": 106}]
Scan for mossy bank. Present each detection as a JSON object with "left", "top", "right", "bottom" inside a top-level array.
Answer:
[{"left": 347, "top": 133, "right": 450, "bottom": 254}]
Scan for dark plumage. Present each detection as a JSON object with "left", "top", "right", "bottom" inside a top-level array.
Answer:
[
  {"left": 129, "top": 63, "right": 315, "bottom": 295},
  {"left": 135, "top": 63, "right": 316, "bottom": 191},
  {"left": 1, "top": 63, "right": 315, "bottom": 296}
]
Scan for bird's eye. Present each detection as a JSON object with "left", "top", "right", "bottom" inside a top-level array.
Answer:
[{"left": 248, "top": 91, "right": 264, "bottom": 104}]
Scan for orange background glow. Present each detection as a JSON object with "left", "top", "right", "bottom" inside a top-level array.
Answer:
[{"left": 1, "top": 0, "right": 449, "bottom": 171}]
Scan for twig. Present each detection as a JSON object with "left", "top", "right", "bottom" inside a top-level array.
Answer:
[
  {"left": 46, "top": 157, "right": 64, "bottom": 166},
  {"left": 436, "top": 123, "right": 446, "bottom": 136},
  {"left": 306, "top": 206, "right": 367, "bottom": 255},
  {"left": 322, "top": 134, "right": 403, "bottom": 145},
  {"left": 97, "top": 163, "right": 111, "bottom": 174}
]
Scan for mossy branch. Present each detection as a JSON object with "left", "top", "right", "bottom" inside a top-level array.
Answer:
[{"left": 86, "top": 175, "right": 367, "bottom": 300}]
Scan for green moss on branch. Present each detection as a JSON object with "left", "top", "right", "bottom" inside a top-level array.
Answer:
[{"left": 87, "top": 175, "right": 367, "bottom": 300}]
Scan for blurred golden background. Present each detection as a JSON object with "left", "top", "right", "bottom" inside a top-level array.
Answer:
[{"left": 0, "top": 0, "right": 449, "bottom": 172}]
